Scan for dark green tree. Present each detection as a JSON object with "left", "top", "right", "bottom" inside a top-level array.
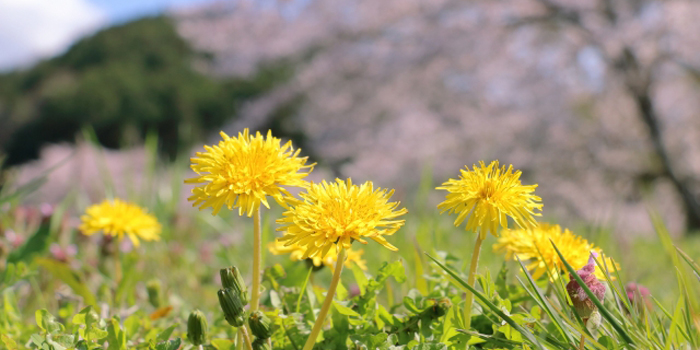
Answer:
[{"left": 0, "top": 16, "right": 293, "bottom": 166}]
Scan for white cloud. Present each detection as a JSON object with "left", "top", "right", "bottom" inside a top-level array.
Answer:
[{"left": 0, "top": 0, "right": 106, "bottom": 71}]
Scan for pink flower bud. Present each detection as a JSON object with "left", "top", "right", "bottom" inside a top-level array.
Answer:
[
  {"left": 625, "top": 282, "right": 652, "bottom": 310},
  {"left": 566, "top": 252, "right": 606, "bottom": 319}
]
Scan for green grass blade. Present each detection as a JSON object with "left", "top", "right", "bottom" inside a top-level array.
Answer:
[
  {"left": 675, "top": 246, "right": 700, "bottom": 283},
  {"left": 546, "top": 301, "right": 607, "bottom": 350},
  {"left": 675, "top": 267, "right": 698, "bottom": 346},
  {"left": 514, "top": 257, "right": 574, "bottom": 346},
  {"left": 549, "top": 240, "right": 635, "bottom": 345},
  {"left": 0, "top": 150, "right": 72, "bottom": 205},
  {"left": 296, "top": 266, "right": 313, "bottom": 314},
  {"left": 413, "top": 242, "right": 428, "bottom": 295},
  {"left": 591, "top": 255, "right": 634, "bottom": 334},
  {"left": 667, "top": 297, "right": 685, "bottom": 348},
  {"left": 426, "top": 253, "right": 544, "bottom": 348},
  {"left": 0, "top": 176, "right": 47, "bottom": 205},
  {"left": 610, "top": 257, "right": 634, "bottom": 315}
]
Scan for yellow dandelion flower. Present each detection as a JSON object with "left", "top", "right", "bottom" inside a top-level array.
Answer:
[
  {"left": 185, "top": 129, "right": 314, "bottom": 217},
  {"left": 276, "top": 178, "right": 407, "bottom": 259},
  {"left": 268, "top": 240, "right": 368, "bottom": 270},
  {"left": 493, "top": 223, "right": 619, "bottom": 280},
  {"left": 437, "top": 160, "right": 542, "bottom": 238},
  {"left": 79, "top": 199, "right": 161, "bottom": 247}
]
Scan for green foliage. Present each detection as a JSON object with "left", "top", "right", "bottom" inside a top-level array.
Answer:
[
  {"left": 0, "top": 16, "right": 295, "bottom": 166},
  {"left": 1, "top": 153, "right": 700, "bottom": 349},
  {"left": 2, "top": 306, "right": 185, "bottom": 350}
]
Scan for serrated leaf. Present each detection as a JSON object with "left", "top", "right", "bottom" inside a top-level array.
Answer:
[
  {"left": 155, "top": 338, "right": 181, "bottom": 350},
  {"left": 264, "top": 264, "right": 286, "bottom": 290},
  {"left": 336, "top": 279, "right": 349, "bottom": 300},
  {"left": 333, "top": 301, "right": 360, "bottom": 317},
  {"left": 87, "top": 328, "right": 109, "bottom": 341},
  {"left": 52, "top": 334, "right": 75, "bottom": 348},
  {"left": 351, "top": 264, "right": 369, "bottom": 295},
  {"left": 36, "top": 309, "right": 63, "bottom": 334},
  {"left": 362, "top": 261, "right": 407, "bottom": 300},
  {"left": 156, "top": 324, "right": 178, "bottom": 343}
]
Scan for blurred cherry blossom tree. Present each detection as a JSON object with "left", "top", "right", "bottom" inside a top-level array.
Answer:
[{"left": 175, "top": 0, "right": 700, "bottom": 235}]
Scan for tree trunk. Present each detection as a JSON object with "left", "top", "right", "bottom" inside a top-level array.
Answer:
[{"left": 632, "top": 89, "right": 700, "bottom": 231}]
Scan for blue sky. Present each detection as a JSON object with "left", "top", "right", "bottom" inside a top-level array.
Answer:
[
  {"left": 0, "top": 0, "right": 217, "bottom": 71},
  {"left": 89, "top": 0, "right": 218, "bottom": 23}
]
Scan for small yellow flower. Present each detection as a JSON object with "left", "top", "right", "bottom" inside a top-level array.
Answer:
[
  {"left": 185, "top": 129, "right": 314, "bottom": 217},
  {"left": 79, "top": 199, "right": 161, "bottom": 247},
  {"left": 493, "top": 223, "right": 618, "bottom": 280},
  {"left": 277, "top": 178, "right": 407, "bottom": 259},
  {"left": 268, "top": 240, "right": 368, "bottom": 270},
  {"left": 437, "top": 160, "right": 542, "bottom": 238}
]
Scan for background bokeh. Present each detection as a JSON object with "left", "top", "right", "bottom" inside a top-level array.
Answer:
[{"left": 2, "top": 0, "right": 700, "bottom": 246}]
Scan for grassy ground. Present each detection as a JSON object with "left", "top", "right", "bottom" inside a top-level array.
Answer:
[{"left": 2, "top": 142, "right": 700, "bottom": 349}]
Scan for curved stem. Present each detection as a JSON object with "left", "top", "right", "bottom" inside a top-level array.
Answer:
[
  {"left": 463, "top": 233, "right": 484, "bottom": 329},
  {"left": 251, "top": 206, "right": 262, "bottom": 311},
  {"left": 239, "top": 325, "right": 254, "bottom": 350},
  {"left": 302, "top": 248, "right": 346, "bottom": 350},
  {"left": 578, "top": 319, "right": 588, "bottom": 350}
]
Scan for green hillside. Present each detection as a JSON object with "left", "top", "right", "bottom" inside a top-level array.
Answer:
[{"left": 0, "top": 16, "right": 293, "bottom": 166}]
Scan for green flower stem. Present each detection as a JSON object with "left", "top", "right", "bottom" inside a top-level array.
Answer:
[
  {"left": 463, "top": 233, "right": 484, "bottom": 329},
  {"left": 578, "top": 319, "right": 588, "bottom": 350},
  {"left": 115, "top": 250, "right": 122, "bottom": 286},
  {"left": 239, "top": 325, "right": 254, "bottom": 350},
  {"left": 251, "top": 206, "right": 262, "bottom": 312},
  {"left": 302, "top": 248, "right": 347, "bottom": 350}
]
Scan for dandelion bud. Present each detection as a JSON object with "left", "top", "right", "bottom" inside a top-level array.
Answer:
[
  {"left": 566, "top": 252, "right": 606, "bottom": 320},
  {"left": 220, "top": 266, "right": 249, "bottom": 305},
  {"left": 218, "top": 289, "right": 246, "bottom": 327},
  {"left": 251, "top": 338, "right": 271, "bottom": 350},
  {"left": 429, "top": 298, "right": 452, "bottom": 318},
  {"left": 146, "top": 279, "right": 162, "bottom": 308},
  {"left": 187, "top": 310, "right": 208, "bottom": 346},
  {"left": 248, "top": 310, "right": 273, "bottom": 339}
]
